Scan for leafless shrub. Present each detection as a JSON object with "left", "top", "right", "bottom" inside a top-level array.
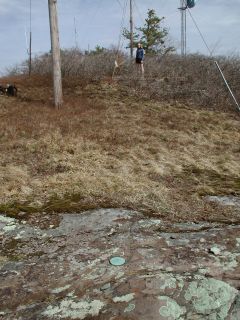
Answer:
[
  {"left": 12, "top": 49, "right": 240, "bottom": 113},
  {"left": 5, "top": 63, "right": 28, "bottom": 76},
  {"left": 119, "top": 53, "right": 240, "bottom": 113},
  {"left": 25, "top": 48, "right": 120, "bottom": 82}
]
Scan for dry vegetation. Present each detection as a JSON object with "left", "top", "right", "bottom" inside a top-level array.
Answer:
[
  {"left": 11, "top": 49, "right": 240, "bottom": 112},
  {"left": 1, "top": 53, "right": 240, "bottom": 223}
]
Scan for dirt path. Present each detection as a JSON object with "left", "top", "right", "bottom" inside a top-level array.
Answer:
[{"left": 0, "top": 209, "right": 240, "bottom": 319}]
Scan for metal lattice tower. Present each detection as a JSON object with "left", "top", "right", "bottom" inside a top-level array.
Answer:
[{"left": 180, "top": 0, "right": 187, "bottom": 56}]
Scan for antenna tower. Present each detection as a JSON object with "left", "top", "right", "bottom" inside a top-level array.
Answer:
[
  {"left": 74, "top": 17, "right": 78, "bottom": 48},
  {"left": 180, "top": 0, "right": 187, "bottom": 56}
]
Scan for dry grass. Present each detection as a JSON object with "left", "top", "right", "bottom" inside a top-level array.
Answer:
[{"left": 0, "top": 75, "right": 240, "bottom": 222}]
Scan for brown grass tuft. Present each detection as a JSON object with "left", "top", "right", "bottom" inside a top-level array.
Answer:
[{"left": 0, "top": 75, "right": 240, "bottom": 222}]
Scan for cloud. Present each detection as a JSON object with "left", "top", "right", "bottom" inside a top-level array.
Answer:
[
  {"left": 0, "top": 0, "right": 239, "bottom": 72},
  {"left": 0, "top": 0, "right": 26, "bottom": 16}
]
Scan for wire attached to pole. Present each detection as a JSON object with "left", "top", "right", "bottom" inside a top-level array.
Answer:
[
  {"left": 115, "top": 0, "right": 123, "bottom": 9},
  {"left": 214, "top": 61, "right": 240, "bottom": 112},
  {"left": 112, "top": 0, "right": 128, "bottom": 79},
  {"left": 186, "top": 6, "right": 240, "bottom": 113},
  {"left": 187, "top": 7, "right": 211, "bottom": 56}
]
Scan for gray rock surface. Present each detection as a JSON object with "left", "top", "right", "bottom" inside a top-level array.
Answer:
[{"left": 0, "top": 209, "right": 239, "bottom": 319}]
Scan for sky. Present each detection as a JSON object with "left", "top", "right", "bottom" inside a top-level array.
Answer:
[{"left": 0, "top": 0, "right": 239, "bottom": 74}]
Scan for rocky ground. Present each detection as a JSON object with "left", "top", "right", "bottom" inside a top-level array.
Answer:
[
  {"left": 1, "top": 77, "right": 240, "bottom": 319},
  {"left": 0, "top": 205, "right": 240, "bottom": 319}
]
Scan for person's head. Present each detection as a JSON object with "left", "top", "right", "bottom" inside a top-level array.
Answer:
[{"left": 137, "top": 43, "right": 142, "bottom": 49}]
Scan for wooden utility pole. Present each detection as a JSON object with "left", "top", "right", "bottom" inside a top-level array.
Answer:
[
  {"left": 130, "top": 0, "right": 134, "bottom": 58},
  {"left": 48, "top": 0, "right": 63, "bottom": 108}
]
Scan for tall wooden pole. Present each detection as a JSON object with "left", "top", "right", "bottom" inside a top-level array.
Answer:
[
  {"left": 130, "top": 0, "right": 134, "bottom": 58},
  {"left": 48, "top": 0, "right": 63, "bottom": 108}
]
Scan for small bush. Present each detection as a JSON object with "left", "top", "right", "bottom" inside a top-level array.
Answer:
[{"left": 11, "top": 49, "right": 240, "bottom": 113}]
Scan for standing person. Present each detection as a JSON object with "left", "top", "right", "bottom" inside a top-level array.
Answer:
[{"left": 135, "top": 43, "right": 144, "bottom": 76}]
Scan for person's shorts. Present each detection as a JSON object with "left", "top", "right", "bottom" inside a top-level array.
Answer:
[{"left": 136, "top": 58, "right": 143, "bottom": 64}]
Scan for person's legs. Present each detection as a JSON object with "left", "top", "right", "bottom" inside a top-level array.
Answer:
[
  {"left": 141, "top": 62, "right": 144, "bottom": 76},
  {"left": 136, "top": 60, "right": 144, "bottom": 78},
  {"left": 135, "top": 62, "right": 140, "bottom": 75}
]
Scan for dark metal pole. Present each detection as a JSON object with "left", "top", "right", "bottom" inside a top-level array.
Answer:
[
  {"left": 130, "top": 0, "right": 133, "bottom": 58},
  {"left": 29, "top": 0, "right": 32, "bottom": 76},
  {"left": 29, "top": 32, "right": 32, "bottom": 76}
]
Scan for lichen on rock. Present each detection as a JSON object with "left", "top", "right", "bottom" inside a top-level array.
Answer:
[
  {"left": 184, "top": 277, "right": 237, "bottom": 318},
  {"left": 158, "top": 296, "right": 186, "bottom": 319},
  {"left": 42, "top": 298, "right": 105, "bottom": 319}
]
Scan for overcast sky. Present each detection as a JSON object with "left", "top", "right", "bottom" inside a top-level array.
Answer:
[{"left": 0, "top": 0, "right": 239, "bottom": 74}]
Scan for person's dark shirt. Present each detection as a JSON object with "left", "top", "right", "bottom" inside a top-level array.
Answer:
[{"left": 136, "top": 48, "right": 144, "bottom": 60}]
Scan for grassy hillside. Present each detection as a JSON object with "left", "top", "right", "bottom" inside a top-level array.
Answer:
[{"left": 0, "top": 75, "right": 240, "bottom": 222}]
